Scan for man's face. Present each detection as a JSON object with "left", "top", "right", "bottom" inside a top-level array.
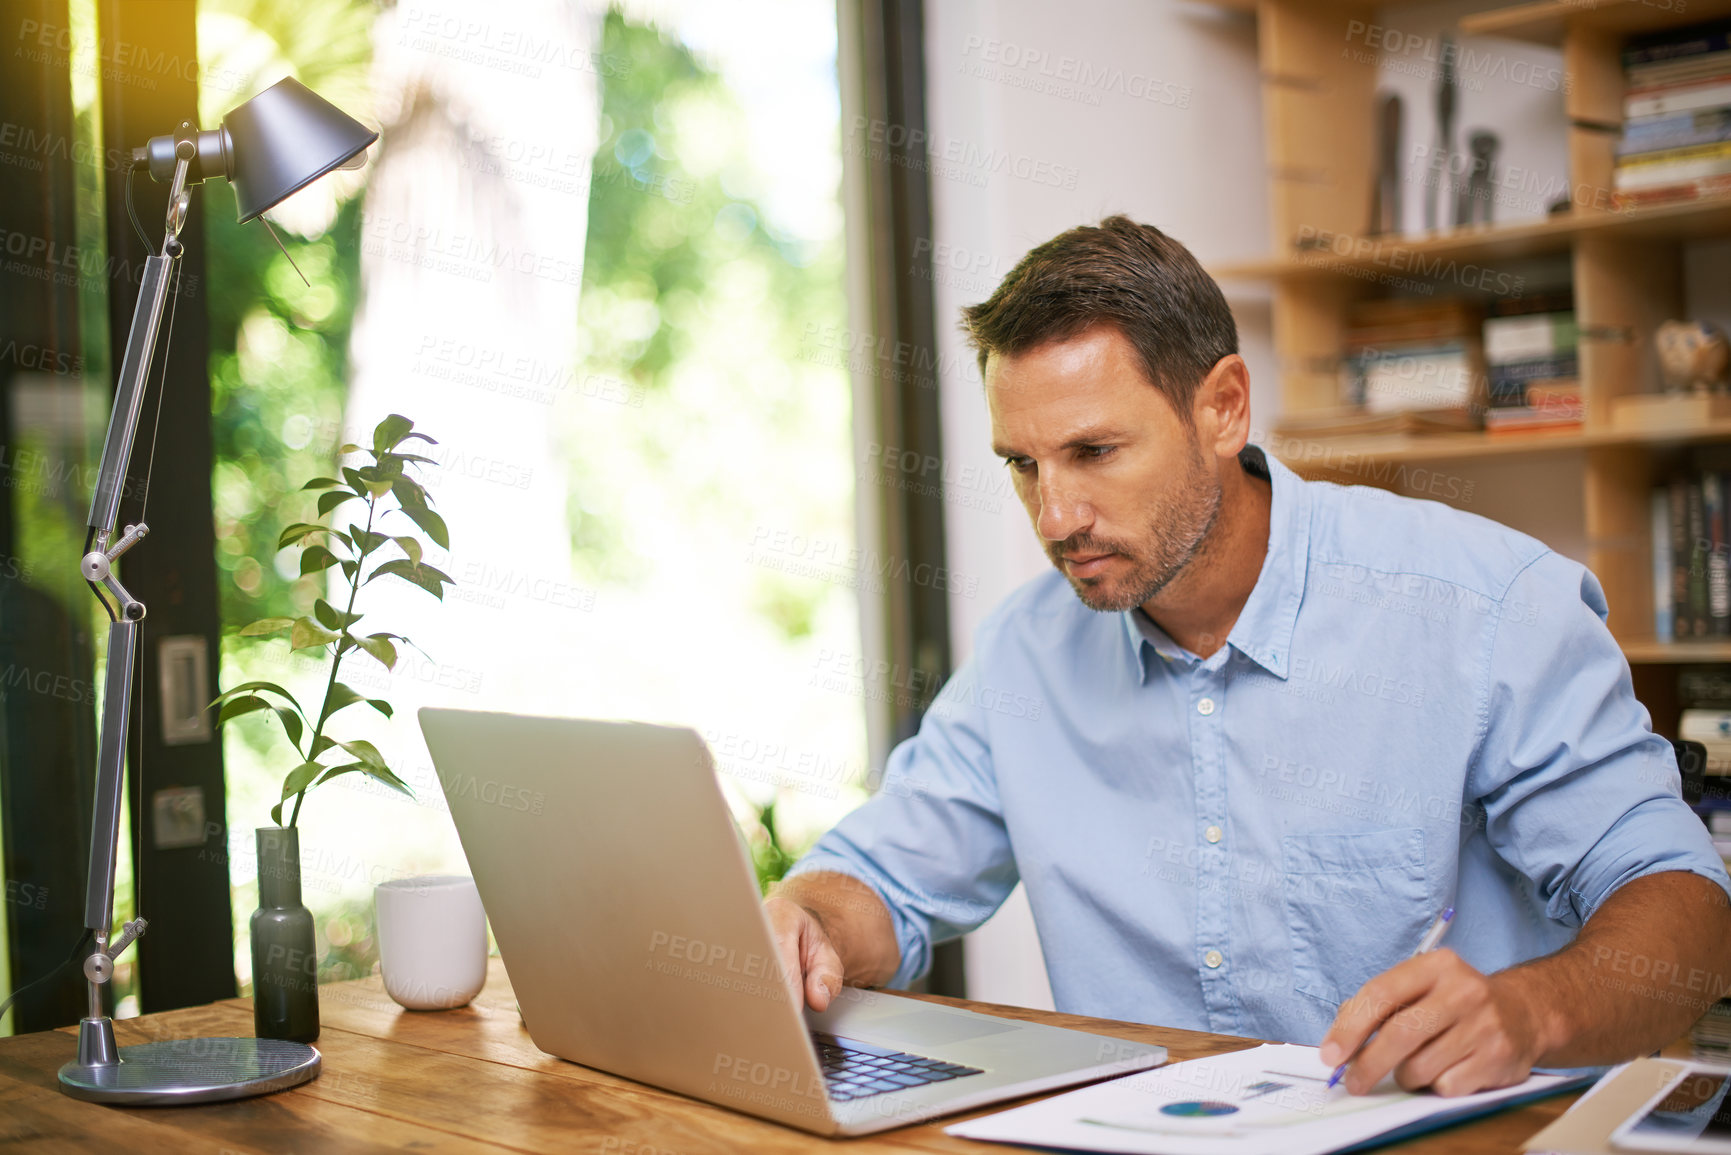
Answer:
[{"left": 987, "top": 326, "right": 1221, "bottom": 613}]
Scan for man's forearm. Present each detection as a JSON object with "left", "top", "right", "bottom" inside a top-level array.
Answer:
[
  {"left": 1500, "top": 871, "right": 1731, "bottom": 1066},
  {"left": 772, "top": 870, "right": 902, "bottom": 989}
]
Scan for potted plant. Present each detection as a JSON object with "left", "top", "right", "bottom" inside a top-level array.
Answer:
[{"left": 211, "top": 413, "right": 454, "bottom": 1041}]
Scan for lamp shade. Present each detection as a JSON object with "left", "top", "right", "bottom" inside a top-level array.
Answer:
[{"left": 223, "top": 76, "right": 378, "bottom": 223}]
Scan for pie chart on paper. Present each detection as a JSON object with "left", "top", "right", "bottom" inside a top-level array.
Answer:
[{"left": 1160, "top": 1101, "right": 1240, "bottom": 1117}]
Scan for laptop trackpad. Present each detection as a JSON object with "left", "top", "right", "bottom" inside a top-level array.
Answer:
[{"left": 862, "top": 1010, "right": 1020, "bottom": 1050}]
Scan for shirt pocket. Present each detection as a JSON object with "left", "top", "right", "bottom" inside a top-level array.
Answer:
[{"left": 1282, "top": 827, "right": 1430, "bottom": 1009}]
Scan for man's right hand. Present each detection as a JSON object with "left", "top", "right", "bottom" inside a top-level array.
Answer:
[{"left": 764, "top": 895, "right": 846, "bottom": 1011}]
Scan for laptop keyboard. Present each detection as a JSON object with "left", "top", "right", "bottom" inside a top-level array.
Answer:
[{"left": 812, "top": 1032, "right": 984, "bottom": 1102}]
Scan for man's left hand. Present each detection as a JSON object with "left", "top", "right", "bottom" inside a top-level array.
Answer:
[{"left": 1319, "top": 949, "right": 1549, "bottom": 1096}]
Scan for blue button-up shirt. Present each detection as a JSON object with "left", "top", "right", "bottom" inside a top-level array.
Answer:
[{"left": 789, "top": 446, "right": 1731, "bottom": 1044}]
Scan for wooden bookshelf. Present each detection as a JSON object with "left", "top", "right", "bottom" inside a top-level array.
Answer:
[
  {"left": 1212, "top": 0, "right": 1731, "bottom": 687},
  {"left": 1208, "top": 195, "right": 1731, "bottom": 284},
  {"left": 1622, "top": 639, "right": 1731, "bottom": 664},
  {"left": 1276, "top": 418, "right": 1731, "bottom": 471},
  {"left": 1458, "top": 0, "right": 1731, "bottom": 47}
]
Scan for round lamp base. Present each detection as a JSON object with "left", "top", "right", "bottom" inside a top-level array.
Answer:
[{"left": 59, "top": 1036, "right": 321, "bottom": 1105}]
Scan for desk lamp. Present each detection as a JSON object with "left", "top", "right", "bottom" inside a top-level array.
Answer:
[{"left": 57, "top": 76, "right": 376, "bottom": 1104}]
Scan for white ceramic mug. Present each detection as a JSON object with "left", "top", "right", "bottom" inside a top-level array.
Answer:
[{"left": 374, "top": 874, "right": 488, "bottom": 1010}]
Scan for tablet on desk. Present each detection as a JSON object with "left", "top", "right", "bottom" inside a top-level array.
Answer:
[{"left": 1613, "top": 1063, "right": 1731, "bottom": 1153}]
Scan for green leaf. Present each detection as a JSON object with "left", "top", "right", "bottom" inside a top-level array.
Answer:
[
  {"left": 386, "top": 452, "right": 438, "bottom": 468},
  {"left": 313, "top": 598, "right": 363, "bottom": 631},
  {"left": 373, "top": 413, "right": 415, "bottom": 455},
  {"left": 338, "top": 559, "right": 359, "bottom": 581},
  {"left": 271, "top": 800, "right": 284, "bottom": 826},
  {"left": 238, "top": 617, "right": 295, "bottom": 638},
  {"left": 290, "top": 617, "right": 341, "bottom": 651},
  {"left": 361, "top": 763, "right": 415, "bottom": 799},
  {"left": 279, "top": 760, "right": 327, "bottom": 800},
  {"left": 278, "top": 522, "right": 325, "bottom": 549},
  {"left": 339, "top": 739, "right": 387, "bottom": 769},
  {"left": 273, "top": 707, "right": 304, "bottom": 752},
  {"left": 209, "top": 681, "right": 303, "bottom": 715},
  {"left": 391, "top": 475, "right": 432, "bottom": 510},
  {"left": 356, "top": 633, "right": 397, "bottom": 670},
  {"left": 310, "top": 734, "right": 337, "bottom": 758},
  {"left": 401, "top": 431, "right": 437, "bottom": 446},
  {"left": 396, "top": 503, "right": 449, "bottom": 551},
  {"left": 300, "top": 545, "right": 339, "bottom": 576},
  {"left": 320, "top": 681, "right": 364, "bottom": 722},
  {"left": 366, "top": 559, "right": 452, "bottom": 600},
  {"left": 311, "top": 761, "right": 368, "bottom": 788},
  {"left": 279, "top": 523, "right": 352, "bottom": 551},
  {"left": 367, "top": 698, "right": 394, "bottom": 718},
  {"left": 391, "top": 535, "right": 423, "bottom": 566},
  {"left": 301, "top": 477, "right": 343, "bottom": 490},
  {"left": 317, "top": 489, "right": 357, "bottom": 517},
  {"left": 338, "top": 442, "right": 365, "bottom": 456},
  {"left": 351, "top": 528, "right": 388, "bottom": 557},
  {"left": 216, "top": 695, "right": 271, "bottom": 726}
]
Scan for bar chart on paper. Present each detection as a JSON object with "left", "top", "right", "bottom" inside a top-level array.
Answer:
[{"left": 946, "top": 1044, "right": 1589, "bottom": 1155}]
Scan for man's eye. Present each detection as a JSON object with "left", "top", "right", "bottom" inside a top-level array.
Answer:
[
  {"left": 1003, "top": 457, "right": 1034, "bottom": 473},
  {"left": 1079, "top": 445, "right": 1115, "bottom": 460}
]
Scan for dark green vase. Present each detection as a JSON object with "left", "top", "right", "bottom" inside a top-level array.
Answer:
[{"left": 251, "top": 826, "right": 319, "bottom": 1042}]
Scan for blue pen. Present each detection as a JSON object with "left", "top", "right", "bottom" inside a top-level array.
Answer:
[{"left": 1326, "top": 907, "right": 1455, "bottom": 1090}]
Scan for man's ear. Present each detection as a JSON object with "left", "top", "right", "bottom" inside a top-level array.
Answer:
[{"left": 1191, "top": 354, "right": 1252, "bottom": 461}]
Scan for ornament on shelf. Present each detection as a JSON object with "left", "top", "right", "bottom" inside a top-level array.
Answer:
[{"left": 1657, "top": 320, "right": 1731, "bottom": 394}]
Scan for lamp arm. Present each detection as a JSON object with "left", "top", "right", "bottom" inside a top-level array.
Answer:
[{"left": 76, "top": 145, "right": 192, "bottom": 1042}]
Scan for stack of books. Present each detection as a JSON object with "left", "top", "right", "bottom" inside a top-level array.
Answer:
[
  {"left": 1615, "top": 18, "right": 1731, "bottom": 208},
  {"left": 1694, "top": 1000, "right": 1731, "bottom": 1062},
  {"left": 1681, "top": 707, "right": 1731, "bottom": 772},
  {"left": 1654, "top": 461, "right": 1731, "bottom": 640},
  {"left": 1336, "top": 298, "right": 1485, "bottom": 420},
  {"left": 1482, "top": 290, "right": 1581, "bottom": 435}
]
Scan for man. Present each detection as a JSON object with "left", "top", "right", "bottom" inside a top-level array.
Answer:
[{"left": 765, "top": 216, "right": 1731, "bottom": 1097}]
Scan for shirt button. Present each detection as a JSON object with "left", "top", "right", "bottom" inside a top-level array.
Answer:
[
  {"left": 1204, "top": 950, "right": 1224, "bottom": 969},
  {"left": 1197, "top": 697, "right": 1216, "bottom": 715},
  {"left": 1205, "top": 825, "right": 1223, "bottom": 844}
]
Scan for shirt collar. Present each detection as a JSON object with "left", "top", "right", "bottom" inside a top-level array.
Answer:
[{"left": 1121, "top": 444, "right": 1310, "bottom": 683}]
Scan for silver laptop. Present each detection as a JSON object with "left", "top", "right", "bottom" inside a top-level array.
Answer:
[{"left": 418, "top": 707, "right": 1166, "bottom": 1136}]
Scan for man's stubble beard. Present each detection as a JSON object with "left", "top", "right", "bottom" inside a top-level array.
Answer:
[{"left": 1047, "top": 442, "right": 1223, "bottom": 614}]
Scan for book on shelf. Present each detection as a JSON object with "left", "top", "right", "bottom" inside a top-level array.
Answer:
[
  {"left": 1623, "top": 17, "right": 1731, "bottom": 66},
  {"left": 1661, "top": 463, "right": 1731, "bottom": 640},
  {"left": 1488, "top": 360, "right": 1579, "bottom": 409},
  {"left": 1627, "top": 51, "right": 1731, "bottom": 92},
  {"left": 1358, "top": 343, "right": 1482, "bottom": 412},
  {"left": 1655, "top": 488, "right": 1675, "bottom": 642},
  {"left": 1681, "top": 708, "right": 1731, "bottom": 772},
  {"left": 1482, "top": 311, "right": 1577, "bottom": 365},
  {"left": 1617, "top": 20, "right": 1731, "bottom": 207},
  {"left": 1614, "top": 171, "right": 1731, "bottom": 208},
  {"left": 1626, "top": 77, "right": 1731, "bottom": 120},
  {"left": 1710, "top": 472, "right": 1731, "bottom": 635},
  {"left": 1339, "top": 298, "right": 1486, "bottom": 414},
  {"left": 1614, "top": 140, "right": 1731, "bottom": 191},
  {"left": 1617, "top": 107, "right": 1731, "bottom": 157}
]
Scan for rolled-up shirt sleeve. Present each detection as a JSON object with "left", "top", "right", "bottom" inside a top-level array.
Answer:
[
  {"left": 1469, "top": 550, "right": 1731, "bottom": 927},
  {"left": 785, "top": 658, "right": 1019, "bottom": 988}
]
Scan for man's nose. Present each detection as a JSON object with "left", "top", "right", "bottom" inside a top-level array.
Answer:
[{"left": 1036, "top": 475, "right": 1092, "bottom": 542}]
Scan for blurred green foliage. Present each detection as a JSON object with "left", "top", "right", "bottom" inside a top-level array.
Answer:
[{"left": 572, "top": 12, "right": 845, "bottom": 629}]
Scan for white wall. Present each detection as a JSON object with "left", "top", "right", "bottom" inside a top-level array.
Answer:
[{"left": 920, "top": 0, "right": 1273, "bottom": 1009}]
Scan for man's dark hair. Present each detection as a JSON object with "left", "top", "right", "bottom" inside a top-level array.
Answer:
[{"left": 960, "top": 216, "right": 1239, "bottom": 421}]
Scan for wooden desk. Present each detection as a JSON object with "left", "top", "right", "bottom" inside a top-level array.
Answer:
[{"left": 0, "top": 959, "right": 1578, "bottom": 1153}]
